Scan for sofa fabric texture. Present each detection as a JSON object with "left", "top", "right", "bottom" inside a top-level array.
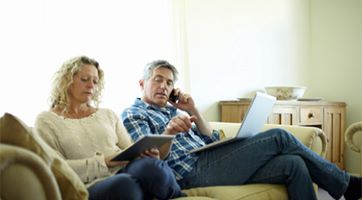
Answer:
[
  {"left": 344, "top": 121, "right": 362, "bottom": 175},
  {"left": 0, "top": 113, "right": 88, "bottom": 200},
  {"left": 0, "top": 143, "right": 61, "bottom": 200},
  {"left": 0, "top": 113, "right": 326, "bottom": 200}
]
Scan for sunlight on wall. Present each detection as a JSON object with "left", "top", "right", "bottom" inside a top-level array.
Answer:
[
  {"left": 0, "top": 0, "right": 179, "bottom": 125},
  {"left": 183, "top": 0, "right": 309, "bottom": 120}
]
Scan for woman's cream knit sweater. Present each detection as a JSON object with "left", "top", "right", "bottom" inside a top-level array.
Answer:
[{"left": 35, "top": 108, "right": 132, "bottom": 186}]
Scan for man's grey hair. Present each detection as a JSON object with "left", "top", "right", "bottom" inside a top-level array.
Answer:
[{"left": 143, "top": 60, "right": 178, "bottom": 82}]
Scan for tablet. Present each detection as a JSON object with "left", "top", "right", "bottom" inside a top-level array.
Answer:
[{"left": 111, "top": 135, "right": 175, "bottom": 161}]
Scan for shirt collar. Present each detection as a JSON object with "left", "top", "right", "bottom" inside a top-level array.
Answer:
[{"left": 134, "top": 98, "right": 177, "bottom": 114}]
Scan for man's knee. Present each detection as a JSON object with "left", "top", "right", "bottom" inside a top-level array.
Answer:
[
  {"left": 127, "top": 158, "right": 174, "bottom": 182},
  {"left": 266, "top": 128, "right": 297, "bottom": 144},
  {"left": 89, "top": 174, "right": 143, "bottom": 200},
  {"left": 265, "top": 128, "right": 290, "bottom": 137},
  {"left": 142, "top": 158, "right": 175, "bottom": 183},
  {"left": 125, "top": 158, "right": 183, "bottom": 199}
]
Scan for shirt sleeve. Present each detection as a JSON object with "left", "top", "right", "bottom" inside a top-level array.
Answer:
[
  {"left": 191, "top": 125, "right": 220, "bottom": 144},
  {"left": 122, "top": 108, "right": 153, "bottom": 141}
]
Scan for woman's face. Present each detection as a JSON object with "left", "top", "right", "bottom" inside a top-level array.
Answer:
[{"left": 68, "top": 64, "right": 99, "bottom": 105}]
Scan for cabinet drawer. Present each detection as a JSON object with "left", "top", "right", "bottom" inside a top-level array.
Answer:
[{"left": 300, "top": 106, "right": 323, "bottom": 124}]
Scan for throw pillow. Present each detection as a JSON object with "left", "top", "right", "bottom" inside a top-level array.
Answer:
[
  {"left": 0, "top": 113, "right": 88, "bottom": 200},
  {"left": 219, "top": 129, "right": 226, "bottom": 139}
]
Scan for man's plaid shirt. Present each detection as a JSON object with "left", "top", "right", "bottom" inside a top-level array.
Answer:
[{"left": 122, "top": 98, "right": 220, "bottom": 180}]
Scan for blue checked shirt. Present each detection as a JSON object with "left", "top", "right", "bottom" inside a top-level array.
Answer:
[{"left": 122, "top": 98, "right": 220, "bottom": 180}]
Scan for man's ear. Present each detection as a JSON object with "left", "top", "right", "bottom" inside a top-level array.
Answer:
[{"left": 139, "top": 79, "right": 144, "bottom": 89}]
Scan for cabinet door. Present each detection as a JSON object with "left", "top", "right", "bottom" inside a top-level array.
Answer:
[
  {"left": 220, "top": 104, "right": 249, "bottom": 122},
  {"left": 323, "top": 106, "right": 345, "bottom": 169},
  {"left": 268, "top": 106, "right": 299, "bottom": 125}
]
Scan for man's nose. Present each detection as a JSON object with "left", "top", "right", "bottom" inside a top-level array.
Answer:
[{"left": 160, "top": 81, "right": 167, "bottom": 88}]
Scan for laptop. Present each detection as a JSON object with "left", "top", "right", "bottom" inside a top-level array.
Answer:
[{"left": 189, "top": 92, "right": 276, "bottom": 154}]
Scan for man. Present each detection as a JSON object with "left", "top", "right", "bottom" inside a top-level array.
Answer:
[{"left": 122, "top": 60, "right": 361, "bottom": 200}]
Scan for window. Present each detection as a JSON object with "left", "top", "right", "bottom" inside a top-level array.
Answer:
[{"left": 0, "top": 0, "right": 182, "bottom": 125}]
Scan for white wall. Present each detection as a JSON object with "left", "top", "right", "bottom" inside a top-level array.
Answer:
[
  {"left": 0, "top": 0, "right": 180, "bottom": 125},
  {"left": 309, "top": 0, "right": 362, "bottom": 175},
  {"left": 183, "top": 0, "right": 310, "bottom": 120}
]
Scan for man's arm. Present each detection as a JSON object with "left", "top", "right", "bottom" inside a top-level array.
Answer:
[
  {"left": 121, "top": 109, "right": 171, "bottom": 159},
  {"left": 187, "top": 107, "right": 213, "bottom": 137}
]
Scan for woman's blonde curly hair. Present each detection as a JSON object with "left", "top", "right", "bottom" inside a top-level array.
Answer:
[{"left": 50, "top": 56, "right": 104, "bottom": 113}]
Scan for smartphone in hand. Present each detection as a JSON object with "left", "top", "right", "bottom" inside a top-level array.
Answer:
[{"left": 169, "top": 89, "right": 179, "bottom": 103}]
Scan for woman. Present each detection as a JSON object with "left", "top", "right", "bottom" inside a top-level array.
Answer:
[{"left": 35, "top": 56, "right": 184, "bottom": 200}]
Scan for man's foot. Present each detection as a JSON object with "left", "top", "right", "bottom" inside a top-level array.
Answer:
[{"left": 344, "top": 176, "right": 362, "bottom": 200}]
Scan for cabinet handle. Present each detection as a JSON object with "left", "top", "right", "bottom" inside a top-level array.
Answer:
[{"left": 308, "top": 113, "right": 315, "bottom": 119}]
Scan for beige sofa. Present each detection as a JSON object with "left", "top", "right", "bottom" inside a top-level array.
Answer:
[
  {"left": 345, "top": 121, "right": 362, "bottom": 175},
  {"left": 0, "top": 113, "right": 326, "bottom": 200}
]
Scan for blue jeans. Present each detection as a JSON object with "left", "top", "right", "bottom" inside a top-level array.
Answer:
[
  {"left": 88, "top": 157, "right": 184, "bottom": 200},
  {"left": 178, "top": 128, "right": 349, "bottom": 200}
]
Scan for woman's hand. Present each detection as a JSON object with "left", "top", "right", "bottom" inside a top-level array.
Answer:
[
  {"left": 141, "top": 148, "right": 160, "bottom": 160},
  {"left": 105, "top": 154, "right": 129, "bottom": 168},
  {"left": 105, "top": 148, "right": 160, "bottom": 168}
]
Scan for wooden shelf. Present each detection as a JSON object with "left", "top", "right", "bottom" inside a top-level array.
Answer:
[{"left": 219, "top": 99, "right": 346, "bottom": 169}]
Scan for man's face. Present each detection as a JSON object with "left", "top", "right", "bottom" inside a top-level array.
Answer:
[{"left": 140, "top": 67, "right": 174, "bottom": 107}]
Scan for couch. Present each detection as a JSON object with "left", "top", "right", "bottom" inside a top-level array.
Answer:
[
  {"left": 0, "top": 113, "right": 326, "bottom": 200},
  {"left": 345, "top": 121, "right": 362, "bottom": 175}
]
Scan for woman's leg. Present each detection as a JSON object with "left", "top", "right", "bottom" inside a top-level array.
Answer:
[
  {"left": 124, "top": 157, "right": 185, "bottom": 200},
  {"left": 179, "top": 128, "right": 349, "bottom": 199},
  {"left": 247, "top": 155, "right": 317, "bottom": 200},
  {"left": 88, "top": 173, "right": 143, "bottom": 200}
]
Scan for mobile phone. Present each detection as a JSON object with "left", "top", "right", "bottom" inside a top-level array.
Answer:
[{"left": 169, "top": 89, "right": 179, "bottom": 103}]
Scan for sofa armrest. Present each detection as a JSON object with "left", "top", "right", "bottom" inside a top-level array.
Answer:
[
  {"left": 0, "top": 143, "right": 62, "bottom": 200},
  {"left": 345, "top": 121, "right": 362, "bottom": 153},
  {"left": 262, "top": 124, "right": 326, "bottom": 157},
  {"left": 209, "top": 122, "right": 327, "bottom": 158}
]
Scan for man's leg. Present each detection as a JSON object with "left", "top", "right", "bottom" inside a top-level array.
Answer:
[
  {"left": 179, "top": 128, "right": 349, "bottom": 199},
  {"left": 124, "top": 157, "right": 185, "bottom": 200},
  {"left": 247, "top": 155, "right": 317, "bottom": 200},
  {"left": 88, "top": 173, "right": 143, "bottom": 200}
]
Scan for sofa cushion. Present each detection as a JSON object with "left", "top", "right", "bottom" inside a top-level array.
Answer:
[
  {"left": 183, "top": 184, "right": 288, "bottom": 200},
  {"left": 0, "top": 113, "right": 88, "bottom": 200},
  {"left": 218, "top": 129, "right": 226, "bottom": 139},
  {"left": 0, "top": 143, "right": 61, "bottom": 200}
]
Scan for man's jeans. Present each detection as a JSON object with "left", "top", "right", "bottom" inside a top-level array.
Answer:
[{"left": 178, "top": 128, "right": 349, "bottom": 200}]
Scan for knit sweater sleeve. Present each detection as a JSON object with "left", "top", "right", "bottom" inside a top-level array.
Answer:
[
  {"left": 34, "top": 112, "right": 66, "bottom": 158},
  {"left": 111, "top": 110, "right": 133, "bottom": 149}
]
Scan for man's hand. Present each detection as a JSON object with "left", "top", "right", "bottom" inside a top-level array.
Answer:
[
  {"left": 169, "top": 89, "right": 197, "bottom": 115},
  {"left": 168, "top": 88, "right": 213, "bottom": 136},
  {"left": 165, "top": 115, "right": 197, "bottom": 135}
]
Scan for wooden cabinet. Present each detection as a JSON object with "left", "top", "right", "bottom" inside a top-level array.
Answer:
[{"left": 219, "top": 100, "right": 346, "bottom": 169}]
